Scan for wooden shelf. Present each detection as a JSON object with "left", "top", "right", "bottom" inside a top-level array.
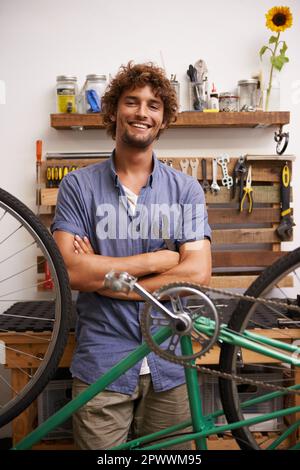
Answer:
[{"left": 50, "top": 111, "right": 290, "bottom": 130}]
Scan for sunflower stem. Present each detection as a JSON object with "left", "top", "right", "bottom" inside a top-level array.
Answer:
[{"left": 265, "top": 31, "right": 280, "bottom": 111}]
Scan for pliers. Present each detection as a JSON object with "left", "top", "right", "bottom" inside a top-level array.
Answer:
[
  {"left": 240, "top": 165, "right": 253, "bottom": 213},
  {"left": 231, "top": 155, "right": 247, "bottom": 201}
]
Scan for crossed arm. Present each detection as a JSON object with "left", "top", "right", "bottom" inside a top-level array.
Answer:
[{"left": 53, "top": 231, "right": 212, "bottom": 300}]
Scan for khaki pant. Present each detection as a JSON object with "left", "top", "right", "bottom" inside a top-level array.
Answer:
[{"left": 72, "top": 375, "right": 193, "bottom": 450}]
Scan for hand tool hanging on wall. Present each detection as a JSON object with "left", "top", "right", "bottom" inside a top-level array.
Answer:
[
  {"left": 200, "top": 159, "right": 210, "bottom": 192},
  {"left": 179, "top": 159, "right": 189, "bottom": 174},
  {"left": 276, "top": 163, "right": 295, "bottom": 240},
  {"left": 46, "top": 166, "right": 52, "bottom": 188},
  {"left": 231, "top": 155, "right": 247, "bottom": 202},
  {"left": 217, "top": 154, "right": 233, "bottom": 189},
  {"left": 240, "top": 165, "right": 253, "bottom": 213},
  {"left": 211, "top": 158, "right": 220, "bottom": 194},
  {"left": 36, "top": 140, "right": 42, "bottom": 213},
  {"left": 190, "top": 158, "right": 199, "bottom": 180}
]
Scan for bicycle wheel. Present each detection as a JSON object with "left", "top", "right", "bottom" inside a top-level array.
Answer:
[
  {"left": 0, "top": 188, "right": 72, "bottom": 427},
  {"left": 219, "top": 247, "right": 300, "bottom": 449}
]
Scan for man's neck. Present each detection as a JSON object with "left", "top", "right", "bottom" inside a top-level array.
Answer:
[
  {"left": 114, "top": 145, "right": 153, "bottom": 175},
  {"left": 114, "top": 145, "right": 154, "bottom": 194}
]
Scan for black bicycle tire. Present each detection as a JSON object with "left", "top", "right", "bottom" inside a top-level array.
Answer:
[
  {"left": 219, "top": 247, "right": 300, "bottom": 450},
  {"left": 0, "top": 188, "right": 72, "bottom": 426}
]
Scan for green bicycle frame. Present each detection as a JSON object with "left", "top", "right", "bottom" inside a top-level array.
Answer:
[{"left": 13, "top": 316, "right": 300, "bottom": 451}]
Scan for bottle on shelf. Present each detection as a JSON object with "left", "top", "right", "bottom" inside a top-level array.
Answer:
[
  {"left": 56, "top": 76, "right": 78, "bottom": 113},
  {"left": 83, "top": 74, "right": 107, "bottom": 113},
  {"left": 209, "top": 83, "right": 219, "bottom": 111}
]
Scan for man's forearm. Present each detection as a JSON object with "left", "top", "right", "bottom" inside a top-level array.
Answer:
[
  {"left": 68, "top": 250, "right": 178, "bottom": 291},
  {"left": 98, "top": 246, "right": 212, "bottom": 300},
  {"left": 68, "top": 252, "right": 156, "bottom": 291}
]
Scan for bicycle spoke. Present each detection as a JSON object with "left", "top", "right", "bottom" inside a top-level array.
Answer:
[
  {"left": 0, "top": 279, "right": 55, "bottom": 298},
  {"left": 0, "top": 223, "right": 22, "bottom": 246},
  {"left": 0, "top": 241, "right": 35, "bottom": 264},
  {"left": 0, "top": 312, "right": 55, "bottom": 322},
  {"left": 0, "top": 327, "right": 51, "bottom": 343}
]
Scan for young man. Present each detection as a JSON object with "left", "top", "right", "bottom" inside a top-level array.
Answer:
[{"left": 51, "top": 62, "right": 212, "bottom": 449}]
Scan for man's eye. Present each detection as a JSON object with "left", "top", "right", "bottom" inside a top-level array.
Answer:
[{"left": 150, "top": 104, "right": 159, "bottom": 110}]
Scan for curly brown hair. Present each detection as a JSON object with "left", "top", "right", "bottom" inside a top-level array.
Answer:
[{"left": 102, "top": 62, "right": 178, "bottom": 139}]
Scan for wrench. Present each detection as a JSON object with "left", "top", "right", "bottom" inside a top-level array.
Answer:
[
  {"left": 200, "top": 158, "right": 210, "bottom": 193},
  {"left": 190, "top": 158, "right": 199, "bottom": 180},
  {"left": 162, "top": 158, "right": 173, "bottom": 167},
  {"left": 211, "top": 158, "right": 220, "bottom": 193},
  {"left": 180, "top": 159, "right": 190, "bottom": 174},
  {"left": 217, "top": 154, "right": 233, "bottom": 189}
]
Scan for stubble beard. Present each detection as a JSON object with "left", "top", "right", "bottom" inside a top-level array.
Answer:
[{"left": 121, "top": 129, "right": 159, "bottom": 149}]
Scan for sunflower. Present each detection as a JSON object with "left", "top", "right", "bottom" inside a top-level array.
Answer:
[{"left": 265, "top": 6, "right": 293, "bottom": 32}]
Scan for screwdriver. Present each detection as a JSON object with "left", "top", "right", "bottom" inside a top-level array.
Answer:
[{"left": 36, "top": 140, "right": 42, "bottom": 213}]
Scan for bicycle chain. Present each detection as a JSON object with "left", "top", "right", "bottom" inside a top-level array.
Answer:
[{"left": 140, "top": 282, "right": 300, "bottom": 396}]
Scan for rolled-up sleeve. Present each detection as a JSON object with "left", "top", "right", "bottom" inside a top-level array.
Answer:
[{"left": 50, "top": 175, "right": 88, "bottom": 238}]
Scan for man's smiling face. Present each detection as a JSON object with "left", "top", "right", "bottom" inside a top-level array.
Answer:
[{"left": 113, "top": 85, "right": 166, "bottom": 149}]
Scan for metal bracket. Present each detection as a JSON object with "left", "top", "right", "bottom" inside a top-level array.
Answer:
[{"left": 274, "top": 125, "right": 289, "bottom": 155}]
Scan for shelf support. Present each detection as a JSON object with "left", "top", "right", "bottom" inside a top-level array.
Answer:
[{"left": 274, "top": 125, "right": 289, "bottom": 155}]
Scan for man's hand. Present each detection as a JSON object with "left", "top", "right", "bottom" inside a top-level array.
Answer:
[{"left": 74, "top": 235, "right": 95, "bottom": 255}]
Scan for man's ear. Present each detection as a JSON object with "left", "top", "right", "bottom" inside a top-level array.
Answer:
[
  {"left": 160, "top": 120, "right": 167, "bottom": 130},
  {"left": 110, "top": 115, "right": 116, "bottom": 122}
]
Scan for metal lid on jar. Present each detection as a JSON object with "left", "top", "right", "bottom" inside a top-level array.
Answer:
[
  {"left": 56, "top": 75, "right": 77, "bottom": 82},
  {"left": 219, "top": 92, "right": 238, "bottom": 98},
  {"left": 86, "top": 74, "right": 107, "bottom": 80},
  {"left": 238, "top": 79, "right": 258, "bottom": 86}
]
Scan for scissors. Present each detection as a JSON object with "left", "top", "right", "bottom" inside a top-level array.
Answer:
[{"left": 240, "top": 165, "right": 253, "bottom": 213}]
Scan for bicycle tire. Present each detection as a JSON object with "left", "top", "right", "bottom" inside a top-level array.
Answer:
[
  {"left": 0, "top": 188, "right": 72, "bottom": 427},
  {"left": 219, "top": 247, "right": 300, "bottom": 449}
]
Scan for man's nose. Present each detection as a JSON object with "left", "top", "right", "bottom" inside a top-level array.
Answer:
[{"left": 135, "top": 102, "right": 148, "bottom": 118}]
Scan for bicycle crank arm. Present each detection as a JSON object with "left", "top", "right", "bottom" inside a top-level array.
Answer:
[{"left": 104, "top": 271, "right": 187, "bottom": 323}]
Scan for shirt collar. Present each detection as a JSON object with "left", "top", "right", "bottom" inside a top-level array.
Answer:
[{"left": 109, "top": 150, "right": 159, "bottom": 189}]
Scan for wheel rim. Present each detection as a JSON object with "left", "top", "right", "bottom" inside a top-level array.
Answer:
[
  {"left": 220, "top": 251, "right": 300, "bottom": 449},
  {"left": 0, "top": 191, "right": 71, "bottom": 426}
]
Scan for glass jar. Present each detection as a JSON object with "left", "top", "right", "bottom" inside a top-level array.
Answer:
[
  {"left": 188, "top": 81, "right": 207, "bottom": 111},
  {"left": 83, "top": 74, "right": 107, "bottom": 113},
  {"left": 219, "top": 92, "right": 239, "bottom": 112},
  {"left": 238, "top": 79, "right": 258, "bottom": 112},
  {"left": 56, "top": 76, "right": 78, "bottom": 113}
]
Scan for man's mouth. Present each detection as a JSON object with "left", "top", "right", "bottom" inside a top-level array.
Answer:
[{"left": 129, "top": 122, "right": 151, "bottom": 130}]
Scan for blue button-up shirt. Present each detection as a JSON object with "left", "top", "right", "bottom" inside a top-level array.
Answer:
[{"left": 51, "top": 152, "right": 211, "bottom": 394}]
